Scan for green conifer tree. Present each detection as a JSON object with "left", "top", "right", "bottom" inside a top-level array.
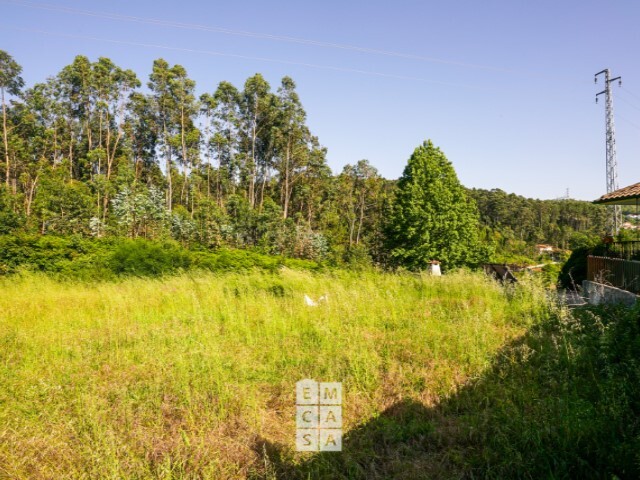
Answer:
[{"left": 386, "top": 140, "right": 485, "bottom": 270}]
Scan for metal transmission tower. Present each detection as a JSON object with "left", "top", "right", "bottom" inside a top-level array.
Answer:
[{"left": 595, "top": 68, "right": 622, "bottom": 235}]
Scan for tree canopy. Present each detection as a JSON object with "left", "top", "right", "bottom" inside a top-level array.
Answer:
[
  {"left": 386, "top": 140, "right": 485, "bottom": 270},
  {"left": 0, "top": 50, "right": 612, "bottom": 267}
]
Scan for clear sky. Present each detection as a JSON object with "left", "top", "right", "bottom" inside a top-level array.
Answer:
[{"left": 2, "top": 0, "right": 640, "bottom": 200}]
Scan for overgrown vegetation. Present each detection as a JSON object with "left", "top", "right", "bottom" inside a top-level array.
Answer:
[
  {"left": 0, "top": 49, "right": 612, "bottom": 269},
  {"left": 1, "top": 47, "right": 637, "bottom": 479},
  {"left": 444, "top": 303, "right": 640, "bottom": 479},
  {"left": 0, "top": 234, "right": 319, "bottom": 279},
  {"left": 0, "top": 270, "right": 542, "bottom": 478},
  {"left": 1, "top": 269, "right": 637, "bottom": 478}
]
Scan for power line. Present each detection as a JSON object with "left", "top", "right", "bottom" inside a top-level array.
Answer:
[
  {"left": 5, "top": 26, "right": 490, "bottom": 89},
  {"left": 618, "top": 114, "right": 640, "bottom": 132},
  {"left": 0, "top": 0, "right": 552, "bottom": 77},
  {"left": 616, "top": 94, "right": 640, "bottom": 113},
  {"left": 621, "top": 86, "right": 640, "bottom": 103}
]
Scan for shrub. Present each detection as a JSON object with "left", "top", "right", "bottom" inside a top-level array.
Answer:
[
  {"left": 109, "top": 239, "right": 192, "bottom": 276},
  {"left": 0, "top": 235, "right": 322, "bottom": 279},
  {"left": 558, "top": 244, "right": 607, "bottom": 289}
]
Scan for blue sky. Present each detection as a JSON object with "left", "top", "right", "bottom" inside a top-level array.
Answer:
[{"left": 2, "top": 0, "right": 640, "bottom": 200}]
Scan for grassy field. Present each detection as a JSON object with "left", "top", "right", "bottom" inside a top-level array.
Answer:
[{"left": 1, "top": 268, "right": 634, "bottom": 479}]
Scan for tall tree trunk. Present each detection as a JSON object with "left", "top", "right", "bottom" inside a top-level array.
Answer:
[
  {"left": 134, "top": 155, "right": 141, "bottom": 182},
  {"left": 207, "top": 159, "right": 211, "bottom": 200},
  {"left": 103, "top": 118, "right": 123, "bottom": 223},
  {"left": 180, "top": 106, "right": 189, "bottom": 206},
  {"left": 2, "top": 88, "right": 9, "bottom": 188},
  {"left": 67, "top": 118, "right": 75, "bottom": 178},
  {"left": 356, "top": 196, "right": 365, "bottom": 245},
  {"left": 25, "top": 174, "right": 38, "bottom": 216},
  {"left": 282, "top": 141, "right": 291, "bottom": 219},
  {"left": 164, "top": 121, "right": 172, "bottom": 212},
  {"left": 216, "top": 144, "right": 223, "bottom": 207},
  {"left": 249, "top": 109, "right": 257, "bottom": 208},
  {"left": 259, "top": 165, "right": 268, "bottom": 213}
]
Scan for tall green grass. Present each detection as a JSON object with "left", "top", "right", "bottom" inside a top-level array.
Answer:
[{"left": 0, "top": 269, "right": 549, "bottom": 479}]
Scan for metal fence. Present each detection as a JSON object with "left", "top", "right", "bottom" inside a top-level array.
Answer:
[{"left": 587, "top": 255, "right": 640, "bottom": 294}]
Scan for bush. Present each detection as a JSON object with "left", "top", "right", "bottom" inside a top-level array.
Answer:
[
  {"left": 558, "top": 244, "right": 607, "bottom": 289},
  {"left": 109, "top": 239, "right": 192, "bottom": 276},
  {"left": 0, "top": 234, "right": 101, "bottom": 274},
  {"left": 342, "top": 245, "right": 373, "bottom": 270},
  {"left": 0, "top": 234, "right": 322, "bottom": 279}
]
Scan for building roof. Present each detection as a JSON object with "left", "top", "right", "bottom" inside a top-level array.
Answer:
[{"left": 593, "top": 182, "right": 640, "bottom": 206}]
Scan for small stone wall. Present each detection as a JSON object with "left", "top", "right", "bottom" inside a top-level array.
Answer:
[{"left": 582, "top": 280, "right": 639, "bottom": 307}]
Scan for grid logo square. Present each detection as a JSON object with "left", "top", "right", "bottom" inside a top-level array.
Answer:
[
  {"left": 319, "top": 429, "right": 342, "bottom": 452},
  {"left": 296, "top": 406, "right": 319, "bottom": 428},
  {"left": 296, "top": 429, "right": 319, "bottom": 452},
  {"left": 319, "top": 382, "right": 341, "bottom": 405}
]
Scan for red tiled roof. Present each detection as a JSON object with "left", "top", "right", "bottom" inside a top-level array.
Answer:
[{"left": 593, "top": 182, "right": 640, "bottom": 205}]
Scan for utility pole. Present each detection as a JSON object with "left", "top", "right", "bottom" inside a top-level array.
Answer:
[{"left": 595, "top": 68, "right": 622, "bottom": 235}]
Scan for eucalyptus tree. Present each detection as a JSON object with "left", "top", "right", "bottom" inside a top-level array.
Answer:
[
  {"left": 57, "top": 55, "right": 94, "bottom": 177},
  {"left": 0, "top": 50, "right": 25, "bottom": 189},
  {"left": 125, "top": 92, "right": 159, "bottom": 184},
  {"left": 148, "top": 59, "right": 176, "bottom": 211},
  {"left": 204, "top": 81, "right": 241, "bottom": 202},
  {"left": 7, "top": 99, "right": 47, "bottom": 218},
  {"left": 294, "top": 144, "right": 331, "bottom": 225},
  {"left": 239, "top": 74, "right": 274, "bottom": 208},
  {"left": 272, "top": 76, "right": 312, "bottom": 219},
  {"left": 199, "top": 91, "right": 216, "bottom": 201},
  {"left": 167, "top": 64, "right": 199, "bottom": 210},
  {"left": 338, "top": 159, "right": 383, "bottom": 247},
  {"left": 24, "top": 81, "right": 66, "bottom": 169},
  {"left": 91, "top": 58, "right": 140, "bottom": 181},
  {"left": 92, "top": 57, "right": 141, "bottom": 221},
  {"left": 148, "top": 59, "right": 199, "bottom": 212}
]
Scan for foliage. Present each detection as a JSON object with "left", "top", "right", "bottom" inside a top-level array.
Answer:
[
  {"left": 110, "top": 185, "right": 168, "bottom": 238},
  {"left": 109, "top": 239, "right": 192, "bottom": 276},
  {"left": 0, "top": 234, "right": 104, "bottom": 275},
  {"left": 0, "top": 269, "right": 546, "bottom": 478},
  {"left": 540, "top": 262, "right": 562, "bottom": 287},
  {"left": 0, "top": 50, "right": 613, "bottom": 265},
  {"left": 0, "top": 185, "right": 24, "bottom": 233},
  {"left": 386, "top": 140, "right": 486, "bottom": 270},
  {"left": 469, "top": 188, "right": 607, "bottom": 252},
  {"left": 445, "top": 303, "right": 640, "bottom": 478},
  {"left": 558, "top": 243, "right": 607, "bottom": 289},
  {"left": 0, "top": 234, "right": 319, "bottom": 279}
]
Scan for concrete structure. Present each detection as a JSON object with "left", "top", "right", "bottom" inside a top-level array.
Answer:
[{"left": 582, "top": 280, "right": 638, "bottom": 307}]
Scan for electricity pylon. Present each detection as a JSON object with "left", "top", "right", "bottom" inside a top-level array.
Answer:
[{"left": 595, "top": 69, "right": 622, "bottom": 235}]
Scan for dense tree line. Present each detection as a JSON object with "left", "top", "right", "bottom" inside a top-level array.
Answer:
[
  {"left": 0, "top": 51, "right": 392, "bottom": 264},
  {"left": 0, "top": 50, "right": 610, "bottom": 267},
  {"left": 468, "top": 188, "right": 608, "bottom": 257}
]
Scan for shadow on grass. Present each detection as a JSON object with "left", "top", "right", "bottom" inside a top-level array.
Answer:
[{"left": 252, "top": 305, "right": 640, "bottom": 479}]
